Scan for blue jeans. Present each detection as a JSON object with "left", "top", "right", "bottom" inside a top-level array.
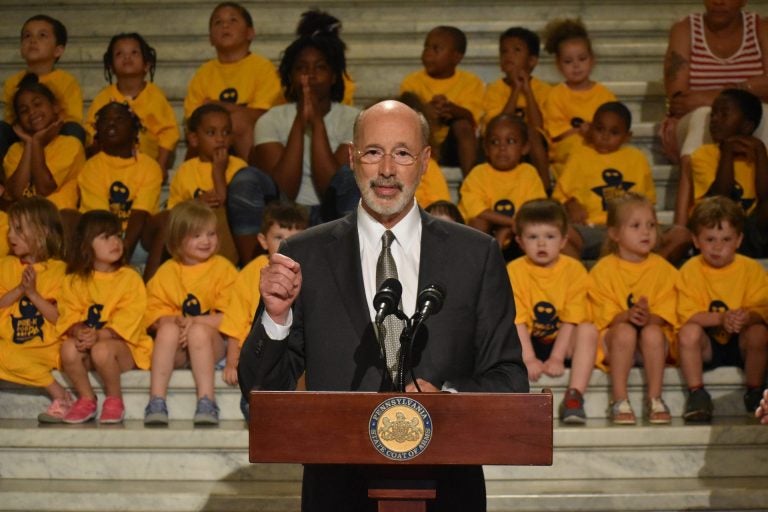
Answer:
[
  {"left": 226, "top": 166, "right": 280, "bottom": 236},
  {"left": 316, "top": 164, "right": 360, "bottom": 225}
]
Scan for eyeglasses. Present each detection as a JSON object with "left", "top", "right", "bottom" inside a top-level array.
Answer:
[{"left": 355, "top": 147, "right": 422, "bottom": 166}]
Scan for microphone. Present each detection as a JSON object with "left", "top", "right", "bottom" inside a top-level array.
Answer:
[
  {"left": 374, "top": 278, "right": 402, "bottom": 324},
  {"left": 414, "top": 283, "right": 446, "bottom": 323}
]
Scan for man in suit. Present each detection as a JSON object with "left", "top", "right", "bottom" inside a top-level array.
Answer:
[{"left": 239, "top": 100, "right": 528, "bottom": 511}]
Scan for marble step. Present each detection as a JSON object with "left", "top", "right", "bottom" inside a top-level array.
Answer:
[
  {"left": 0, "top": 367, "right": 756, "bottom": 422},
  {"left": 0, "top": 417, "right": 765, "bottom": 481},
  {"left": 2, "top": 476, "right": 768, "bottom": 512}
]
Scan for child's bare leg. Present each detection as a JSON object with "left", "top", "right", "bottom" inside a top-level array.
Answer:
[
  {"left": 468, "top": 217, "right": 491, "bottom": 234},
  {"left": 741, "top": 323, "right": 768, "bottom": 388},
  {"left": 44, "top": 379, "right": 70, "bottom": 401},
  {"left": 677, "top": 324, "right": 708, "bottom": 388},
  {"left": 186, "top": 323, "right": 226, "bottom": 400},
  {"left": 638, "top": 324, "right": 666, "bottom": 398},
  {"left": 606, "top": 323, "right": 637, "bottom": 401},
  {"left": 60, "top": 337, "right": 95, "bottom": 399},
  {"left": 451, "top": 118, "right": 477, "bottom": 176},
  {"left": 568, "top": 323, "right": 598, "bottom": 393},
  {"left": 90, "top": 339, "right": 135, "bottom": 398},
  {"left": 150, "top": 322, "right": 185, "bottom": 398}
]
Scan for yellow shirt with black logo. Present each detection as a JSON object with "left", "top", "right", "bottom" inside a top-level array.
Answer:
[
  {"left": 677, "top": 254, "right": 768, "bottom": 345},
  {"left": 458, "top": 162, "right": 546, "bottom": 223},
  {"left": 691, "top": 143, "right": 756, "bottom": 213},
  {"left": 85, "top": 83, "right": 180, "bottom": 159},
  {"left": 184, "top": 53, "right": 282, "bottom": 119},
  {"left": 589, "top": 253, "right": 678, "bottom": 367},
  {"left": 3, "top": 135, "right": 85, "bottom": 209},
  {"left": 0, "top": 257, "right": 66, "bottom": 387},
  {"left": 78, "top": 152, "right": 163, "bottom": 232},
  {"left": 167, "top": 155, "right": 247, "bottom": 208},
  {"left": 553, "top": 144, "right": 656, "bottom": 226},
  {"left": 219, "top": 254, "right": 268, "bottom": 346},
  {"left": 56, "top": 266, "right": 152, "bottom": 370},
  {"left": 4, "top": 69, "right": 83, "bottom": 124},
  {"left": 507, "top": 254, "right": 589, "bottom": 343},
  {"left": 145, "top": 255, "right": 238, "bottom": 328}
]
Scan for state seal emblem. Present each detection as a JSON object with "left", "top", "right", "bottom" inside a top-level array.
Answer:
[{"left": 369, "top": 397, "right": 432, "bottom": 461}]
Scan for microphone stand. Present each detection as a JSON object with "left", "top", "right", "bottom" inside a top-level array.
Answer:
[{"left": 397, "top": 316, "right": 424, "bottom": 393}]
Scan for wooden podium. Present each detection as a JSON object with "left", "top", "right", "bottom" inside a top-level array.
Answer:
[{"left": 249, "top": 391, "right": 553, "bottom": 511}]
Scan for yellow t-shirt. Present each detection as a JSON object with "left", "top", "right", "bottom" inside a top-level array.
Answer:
[
  {"left": 56, "top": 267, "right": 152, "bottom": 370},
  {"left": 183, "top": 53, "right": 282, "bottom": 119},
  {"left": 78, "top": 152, "right": 163, "bottom": 231},
  {"left": 85, "top": 83, "right": 180, "bottom": 159},
  {"left": 3, "top": 69, "right": 83, "bottom": 124},
  {"left": 677, "top": 255, "right": 768, "bottom": 345},
  {"left": 543, "top": 82, "right": 616, "bottom": 169},
  {"left": 589, "top": 253, "right": 678, "bottom": 367},
  {"left": 0, "top": 257, "right": 66, "bottom": 387},
  {"left": 458, "top": 162, "right": 546, "bottom": 222},
  {"left": 144, "top": 255, "right": 238, "bottom": 328},
  {"left": 415, "top": 159, "right": 451, "bottom": 209},
  {"left": 0, "top": 212, "right": 8, "bottom": 258},
  {"left": 482, "top": 76, "right": 552, "bottom": 127},
  {"left": 167, "top": 155, "right": 248, "bottom": 208},
  {"left": 3, "top": 135, "right": 85, "bottom": 209},
  {"left": 691, "top": 143, "right": 756, "bottom": 213},
  {"left": 219, "top": 254, "right": 268, "bottom": 346},
  {"left": 507, "top": 255, "right": 589, "bottom": 343},
  {"left": 552, "top": 144, "right": 656, "bottom": 226},
  {"left": 399, "top": 69, "right": 485, "bottom": 144}
]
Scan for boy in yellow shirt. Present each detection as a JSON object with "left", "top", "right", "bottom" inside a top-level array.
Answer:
[
  {"left": 219, "top": 202, "right": 308, "bottom": 418},
  {"left": 400, "top": 26, "right": 484, "bottom": 176},
  {"left": 1, "top": 15, "right": 84, "bottom": 161},
  {"left": 507, "top": 199, "right": 598, "bottom": 423},
  {"left": 677, "top": 197, "right": 768, "bottom": 422},
  {"left": 184, "top": 2, "right": 282, "bottom": 161}
]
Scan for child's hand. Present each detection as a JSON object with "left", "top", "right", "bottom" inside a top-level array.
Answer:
[
  {"left": 512, "top": 68, "right": 531, "bottom": 92},
  {"left": 211, "top": 146, "right": 228, "bottom": 173},
  {"left": 525, "top": 358, "right": 545, "bottom": 381},
  {"left": 20, "top": 265, "right": 38, "bottom": 295},
  {"left": 176, "top": 316, "right": 192, "bottom": 347},
  {"left": 564, "top": 198, "right": 588, "bottom": 225},
  {"left": 12, "top": 124, "right": 33, "bottom": 143},
  {"left": 493, "top": 225, "right": 514, "bottom": 249},
  {"left": 299, "top": 74, "right": 319, "bottom": 125},
  {"left": 543, "top": 358, "right": 565, "bottom": 377},
  {"left": 74, "top": 326, "right": 97, "bottom": 351},
  {"left": 222, "top": 362, "right": 239, "bottom": 386},
  {"left": 578, "top": 121, "right": 591, "bottom": 136},
  {"left": 723, "top": 308, "right": 749, "bottom": 333},
  {"left": 628, "top": 297, "right": 650, "bottom": 327},
  {"left": 32, "top": 118, "right": 64, "bottom": 146},
  {"left": 197, "top": 190, "right": 222, "bottom": 207},
  {"left": 430, "top": 95, "right": 452, "bottom": 122},
  {"left": 722, "top": 135, "right": 765, "bottom": 161}
]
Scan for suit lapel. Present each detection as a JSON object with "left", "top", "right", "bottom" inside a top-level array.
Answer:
[{"left": 418, "top": 209, "right": 449, "bottom": 290}]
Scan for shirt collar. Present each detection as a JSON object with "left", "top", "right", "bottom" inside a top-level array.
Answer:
[{"left": 357, "top": 199, "right": 421, "bottom": 252}]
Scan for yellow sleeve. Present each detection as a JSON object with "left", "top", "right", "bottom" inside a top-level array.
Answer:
[
  {"left": 453, "top": 71, "right": 485, "bottom": 126},
  {"left": 106, "top": 269, "right": 148, "bottom": 344},
  {"left": 676, "top": 261, "right": 707, "bottom": 325},
  {"left": 210, "top": 258, "right": 239, "bottom": 312},
  {"left": 588, "top": 259, "right": 625, "bottom": 331},
  {"left": 543, "top": 85, "right": 573, "bottom": 140},
  {"left": 56, "top": 72, "right": 83, "bottom": 124},
  {"left": 184, "top": 64, "right": 209, "bottom": 120},
  {"left": 691, "top": 144, "right": 717, "bottom": 203},
  {"left": 245, "top": 55, "right": 282, "bottom": 111},
  {"left": 55, "top": 275, "right": 86, "bottom": 337},
  {"left": 78, "top": 157, "right": 110, "bottom": 212},
  {"left": 146, "top": 85, "right": 180, "bottom": 151},
  {"left": 415, "top": 159, "right": 451, "bottom": 208},
  {"left": 144, "top": 262, "right": 181, "bottom": 327},
  {"left": 507, "top": 259, "right": 532, "bottom": 327},
  {"left": 650, "top": 262, "right": 678, "bottom": 329},
  {"left": 219, "top": 256, "right": 266, "bottom": 345},
  {"left": 167, "top": 160, "right": 196, "bottom": 209},
  {"left": 2, "top": 72, "right": 20, "bottom": 123},
  {"left": 482, "top": 79, "right": 509, "bottom": 127},
  {"left": 457, "top": 165, "right": 491, "bottom": 221},
  {"left": 2, "top": 143, "right": 24, "bottom": 180},
  {"left": 560, "top": 260, "right": 589, "bottom": 324},
  {"left": 743, "top": 260, "right": 768, "bottom": 321},
  {"left": 0, "top": 214, "right": 9, "bottom": 258},
  {"left": 132, "top": 155, "right": 163, "bottom": 213}
]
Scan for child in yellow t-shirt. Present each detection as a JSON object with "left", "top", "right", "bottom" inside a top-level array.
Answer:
[
  {"left": 680, "top": 89, "right": 768, "bottom": 258},
  {"left": 78, "top": 102, "right": 163, "bottom": 264},
  {"left": 86, "top": 33, "right": 179, "bottom": 178},
  {"left": 3, "top": 76, "right": 84, "bottom": 210},
  {"left": 588, "top": 193, "right": 678, "bottom": 426},
  {"left": 459, "top": 115, "right": 546, "bottom": 254},
  {"left": 1, "top": 15, "right": 84, "bottom": 163},
  {"left": 219, "top": 202, "right": 308, "bottom": 420},
  {"left": 0, "top": 198, "right": 68, "bottom": 422},
  {"left": 553, "top": 102, "right": 655, "bottom": 259},
  {"left": 57, "top": 210, "right": 152, "bottom": 424},
  {"left": 677, "top": 197, "right": 768, "bottom": 422},
  {"left": 400, "top": 26, "right": 485, "bottom": 176},
  {"left": 483, "top": 27, "right": 551, "bottom": 188},
  {"left": 144, "top": 201, "right": 238, "bottom": 426},
  {"left": 542, "top": 19, "right": 616, "bottom": 175},
  {"left": 507, "top": 199, "right": 598, "bottom": 423},
  {"left": 184, "top": 2, "right": 282, "bottom": 161}
]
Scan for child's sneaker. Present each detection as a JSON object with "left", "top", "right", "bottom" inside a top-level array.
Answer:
[
  {"left": 63, "top": 397, "right": 97, "bottom": 424},
  {"left": 683, "top": 388, "right": 713, "bottom": 423},
  {"left": 645, "top": 396, "right": 671, "bottom": 424},
  {"left": 559, "top": 388, "right": 587, "bottom": 424},
  {"left": 99, "top": 396, "right": 125, "bottom": 424},
  {"left": 144, "top": 396, "right": 169, "bottom": 426},
  {"left": 194, "top": 396, "right": 220, "bottom": 426},
  {"left": 609, "top": 399, "right": 636, "bottom": 425},
  {"left": 744, "top": 388, "right": 764, "bottom": 415},
  {"left": 37, "top": 395, "right": 74, "bottom": 424}
]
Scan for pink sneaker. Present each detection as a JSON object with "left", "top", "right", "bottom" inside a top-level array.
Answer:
[
  {"left": 63, "top": 397, "right": 97, "bottom": 424},
  {"left": 38, "top": 396, "right": 74, "bottom": 424},
  {"left": 99, "top": 396, "right": 125, "bottom": 424}
]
